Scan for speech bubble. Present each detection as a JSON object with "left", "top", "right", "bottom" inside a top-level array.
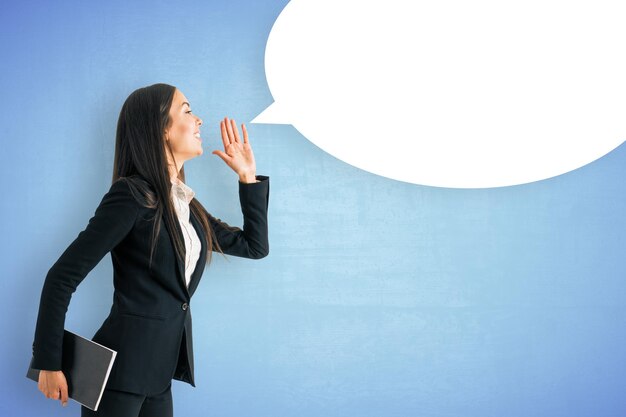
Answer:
[{"left": 252, "top": 0, "right": 626, "bottom": 188}]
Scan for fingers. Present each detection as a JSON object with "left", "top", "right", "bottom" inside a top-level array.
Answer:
[
  {"left": 44, "top": 386, "right": 59, "bottom": 399},
  {"left": 229, "top": 118, "right": 241, "bottom": 144},
  {"left": 60, "top": 382, "right": 68, "bottom": 406},
  {"left": 224, "top": 117, "right": 236, "bottom": 144},
  {"left": 38, "top": 370, "right": 68, "bottom": 406},
  {"left": 212, "top": 149, "right": 232, "bottom": 164},
  {"left": 219, "top": 120, "right": 230, "bottom": 149},
  {"left": 242, "top": 123, "right": 249, "bottom": 144},
  {"left": 222, "top": 117, "right": 246, "bottom": 145}
]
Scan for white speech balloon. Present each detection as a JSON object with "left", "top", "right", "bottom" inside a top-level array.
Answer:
[{"left": 252, "top": 0, "right": 626, "bottom": 188}]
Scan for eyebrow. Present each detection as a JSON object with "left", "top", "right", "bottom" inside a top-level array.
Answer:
[{"left": 181, "top": 102, "right": 190, "bottom": 108}]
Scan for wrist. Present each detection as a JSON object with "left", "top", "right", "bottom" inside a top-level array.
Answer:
[{"left": 239, "top": 173, "right": 257, "bottom": 183}]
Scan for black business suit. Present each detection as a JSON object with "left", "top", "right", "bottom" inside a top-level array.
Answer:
[{"left": 32, "top": 174, "right": 269, "bottom": 396}]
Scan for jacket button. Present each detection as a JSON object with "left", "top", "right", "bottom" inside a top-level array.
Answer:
[{"left": 181, "top": 302, "right": 188, "bottom": 311}]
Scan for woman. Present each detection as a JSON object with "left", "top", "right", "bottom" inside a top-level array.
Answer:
[{"left": 31, "top": 83, "right": 270, "bottom": 416}]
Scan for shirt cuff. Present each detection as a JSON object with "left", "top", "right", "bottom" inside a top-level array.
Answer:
[{"left": 239, "top": 175, "right": 269, "bottom": 185}]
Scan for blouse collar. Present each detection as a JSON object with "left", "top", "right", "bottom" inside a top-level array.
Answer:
[{"left": 170, "top": 177, "right": 195, "bottom": 204}]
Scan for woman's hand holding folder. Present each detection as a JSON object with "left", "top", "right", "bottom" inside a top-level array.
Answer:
[{"left": 38, "top": 370, "right": 69, "bottom": 407}]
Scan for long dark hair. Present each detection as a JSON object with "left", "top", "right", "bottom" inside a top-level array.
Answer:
[{"left": 112, "top": 83, "right": 224, "bottom": 268}]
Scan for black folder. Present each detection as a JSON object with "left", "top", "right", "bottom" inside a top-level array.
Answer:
[{"left": 27, "top": 329, "right": 117, "bottom": 411}]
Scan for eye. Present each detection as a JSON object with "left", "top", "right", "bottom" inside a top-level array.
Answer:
[{"left": 186, "top": 110, "right": 193, "bottom": 114}]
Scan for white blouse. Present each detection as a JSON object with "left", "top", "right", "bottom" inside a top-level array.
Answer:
[{"left": 170, "top": 178, "right": 201, "bottom": 288}]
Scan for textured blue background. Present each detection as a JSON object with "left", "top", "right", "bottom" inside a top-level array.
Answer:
[{"left": 1, "top": 1, "right": 625, "bottom": 416}]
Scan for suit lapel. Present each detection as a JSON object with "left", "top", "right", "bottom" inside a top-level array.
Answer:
[
  {"left": 162, "top": 212, "right": 190, "bottom": 299},
  {"left": 187, "top": 210, "right": 207, "bottom": 296},
  {"left": 162, "top": 207, "right": 207, "bottom": 298}
]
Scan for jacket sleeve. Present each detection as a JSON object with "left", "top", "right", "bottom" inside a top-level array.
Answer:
[
  {"left": 206, "top": 175, "right": 270, "bottom": 259},
  {"left": 31, "top": 179, "right": 139, "bottom": 370}
]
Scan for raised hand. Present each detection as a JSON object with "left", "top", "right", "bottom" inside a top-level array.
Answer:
[{"left": 212, "top": 117, "right": 258, "bottom": 183}]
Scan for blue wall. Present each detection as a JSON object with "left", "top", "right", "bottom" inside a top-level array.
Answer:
[{"left": 1, "top": 1, "right": 624, "bottom": 416}]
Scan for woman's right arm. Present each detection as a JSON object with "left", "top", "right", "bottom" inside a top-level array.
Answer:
[
  {"left": 205, "top": 175, "right": 270, "bottom": 259},
  {"left": 31, "top": 179, "right": 138, "bottom": 403}
]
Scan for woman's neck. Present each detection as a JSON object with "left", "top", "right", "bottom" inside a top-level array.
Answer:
[{"left": 168, "top": 165, "right": 182, "bottom": 183}]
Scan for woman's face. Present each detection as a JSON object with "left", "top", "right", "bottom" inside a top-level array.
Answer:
[{"left": 164, "top": 88, "right": 203, "bottom": 174}]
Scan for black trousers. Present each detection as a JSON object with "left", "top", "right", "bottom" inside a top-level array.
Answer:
[{"left": 80, "top": 382, "right": 173, "bottom": 417}]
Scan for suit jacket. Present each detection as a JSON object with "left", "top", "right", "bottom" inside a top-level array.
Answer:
[{"left": 31, "top": 174, "right": 270, "bottom": 395}]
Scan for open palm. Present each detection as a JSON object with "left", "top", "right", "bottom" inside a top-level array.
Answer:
[{"left": 212, "top": 117, "right": 257, "bottom": 181}]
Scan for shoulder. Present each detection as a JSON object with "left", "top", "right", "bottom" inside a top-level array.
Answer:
[
  {"left": 104, "top": 177, "right": 137, "bottom": 202},
  {"left": 109, "top": 177, "right": 133, "bottom": 191},
  {"left": 110, "top": 175, "right": 157, "bottom": 209},
  {"left": 98, "top": 177, "right": 144, "bottom": 212},
  {"left": 97, "top": 178, "right": 135, "bottom": 205}
]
